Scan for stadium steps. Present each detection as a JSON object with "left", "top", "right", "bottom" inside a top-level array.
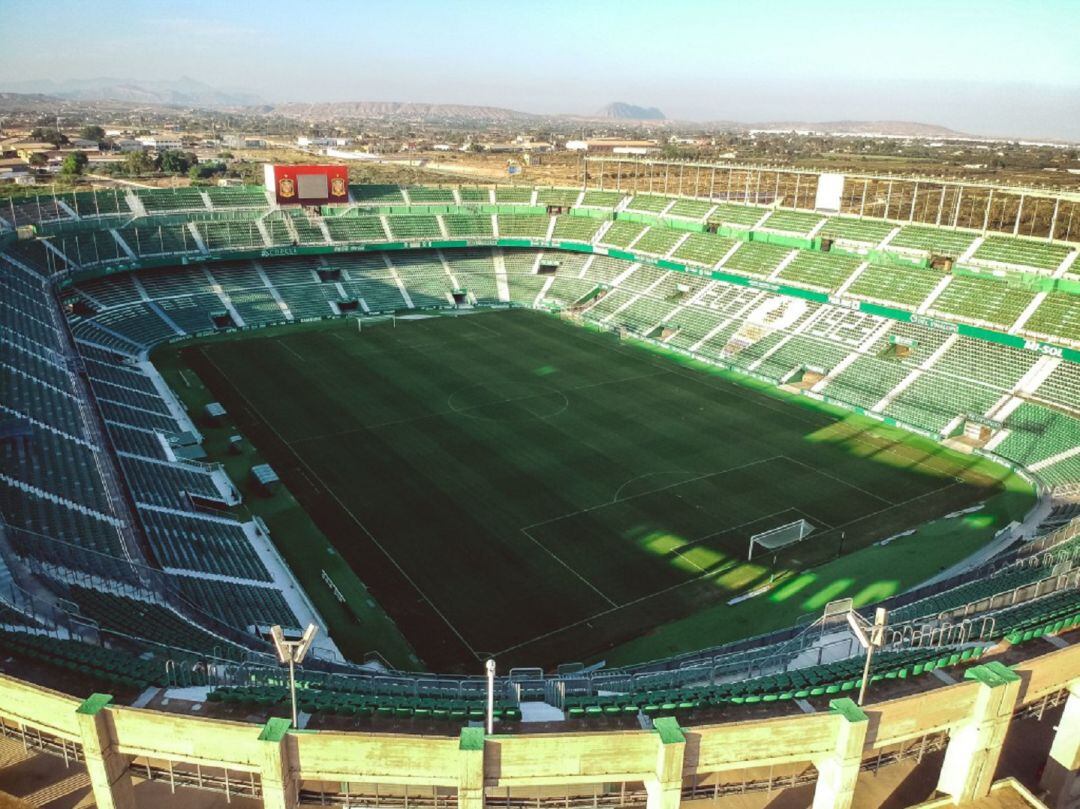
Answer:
[
  {"left": 834, "top": 261, "right": 870, "bottom": 296},
  {"left": 110, "top": 228, "right": 137, "bottom": 260},
  {"left": 202, "top": 267, "right": 246, "bottom": 328},
  {"left": 125, "top": 191, "right": 147, "bottom": 217},
  {"left": 254, "top": 262, "right": 294, "bottom": 322},
  {"left": 1010, "top": 290, "right": 1056, "bottom": 335},
  {"left": 872, "top": 334, "right": 959, "bottom": 413},
  {"left": 491, "top": 251, "right": 511, "bottom": 302},
  {"left": 916, "top": 274, "right": 954, "bottom": 314},
  {"left": 185, "top": 222, "right": 210, "bottom": 254},
  {"left": 382, "top": 254, "right": 415, "bottom": 308},
  {"left": 254, "top": 218, "right": 274, "bottom": 248}
]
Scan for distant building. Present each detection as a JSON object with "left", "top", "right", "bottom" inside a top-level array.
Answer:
[
  {"left": 140, "top": 136, "right": 183, "bottom": 151},
  {"left": 115, "top": 139, "right": 146, "bottom": 153},
  {"left": 480, "top": 141, "right": 553, "bottom": 153},
  {"left": 0, "top": 159, "right": 30, "bottom": 182},
  {"left": 223, "top": 135, "right": 267, "bottom": 149},
  {"left": 297, "top": 136, "right": 351, "bottom": 148},
  {"left": 564, "top": 138, "right": 658, "bottom": 154},
  {"left": 325, "top": 147, "right": 380, "bottom": 161},
  {"left": 14, "top": 143, "right": 56, "bottom": 160}
]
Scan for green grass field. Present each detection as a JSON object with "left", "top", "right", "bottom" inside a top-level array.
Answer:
[{"left": 161, "top": 309, "right": 1033, "bottom": 672}]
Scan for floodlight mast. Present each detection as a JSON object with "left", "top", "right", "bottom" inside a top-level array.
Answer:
[
  {"left": 485, "top": 659, "right": 496, "bottom": 734},
  {"left": 855, "top": 608, "right": 888, "bottom": 707},
  {"left": 271, "top": 623, "right": 319, "bottom": 728}
]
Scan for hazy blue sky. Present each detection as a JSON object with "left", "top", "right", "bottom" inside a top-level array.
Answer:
[{"left": 3, "top": 0, "right": 1079, "bottom": 139}]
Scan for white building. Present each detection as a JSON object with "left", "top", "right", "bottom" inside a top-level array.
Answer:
[
  {"left": 140, "top": 136, "right": 183, "bottom": 151},
  {"left": 298, "top": 136, "right": 351, "bottom": 148}
]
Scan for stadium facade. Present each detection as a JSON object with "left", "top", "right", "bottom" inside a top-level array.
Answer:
[{"left": 0, "top": 160, "right": 1078, "bottom": 808}]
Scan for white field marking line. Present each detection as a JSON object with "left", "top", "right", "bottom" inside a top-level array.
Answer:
[
  {"left": 782, "top": 505, "right": 835, "bottom": 531},
  {"left": 278, "top": 339, "right": 305, "bottom": 362},
  {"left": 462, "top": 314, "right": 501, "bottom": 336},
  {"left": 611, "top": 470, "right": 696, "bottom": 503},
  {"left": 781, "top": 453, "right": 893, "bottom": 506},
  {"left": 663, "top": 505, "right": 809, "bottom": 569},
  {"left": 597, "top": 336, "right": 831, "bottom": 431},
  {"left": 823, "top": 478, "right": 963, "bottom": 537},
  {"left": 823, "top": 424, "right": 997, "bottom": 482},
  {"left": 347, "top": 333, "right": 493, "bottom": 356},
  {"left": 494, "top": 505, "right": 798, "bottom": 657},
  {"left": 289, "top": 368, "right": 670, "bottom": 444},
  {"left": 592, "top": 320, "right": 1004, "bottom": 481},
  {"left": 197, "top": 348, "right": 483, "bottom": 662},
  {"left": 519, "top": 525, "right": 619, "bottom": 608},
  {"left": 445, "top": 383, "right": 570, "bottom": 421},
  {"left": 497, "top": 476, "right": 970, "bottom": 658},
  {"left": 605, "top": 330, "right": 995, "bottom": 487},
  {"left": 520, "top": 455, "right": 784, "bottom": 532}
]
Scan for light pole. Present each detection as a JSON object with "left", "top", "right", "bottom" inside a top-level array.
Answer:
[
  {"left": 846, "top": 608, "right": 887, "bottom": 706},
  {"left": 270, "top": 624, "right": 319, "bottom": 728},
  {"left": 485, "top": 659, "right": 496, "bottom": 734}
]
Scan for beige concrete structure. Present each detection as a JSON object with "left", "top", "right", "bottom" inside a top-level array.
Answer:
[
  {"left": 0, "top": 644, "right": 1077, "bottom": 809},
  {"left": 1041, "top": 681, "right": 1080, "bottom": 809}
]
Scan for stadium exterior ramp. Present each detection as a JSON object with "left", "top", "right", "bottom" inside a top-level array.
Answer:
[{"left": 1, "top": 643, "right": 1078, "bottom": 809}]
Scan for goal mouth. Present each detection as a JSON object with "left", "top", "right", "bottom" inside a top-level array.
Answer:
[{"left": 748, "top": 518, "right": 816, "bottom": 560}]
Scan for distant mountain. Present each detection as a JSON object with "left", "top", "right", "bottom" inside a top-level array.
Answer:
[
  {"left": 0, "top": 88, "right": 986, "bottom": 141},
  {"left": 0, "top": 77, "right": 262, "bottom": 108},
  {"left": 0, "top": 92, "right": 64, "bottom": 112},
  {"left": 596, "top": 102, "right": 665, "bottom": 121},
  {"left": 261, "top": 101, "right": 537, "bottom": 123}
]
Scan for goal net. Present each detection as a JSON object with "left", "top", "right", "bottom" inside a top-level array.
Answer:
[
  {"left": 748, "top": 518, "right": 815, "bottom": 561},
  {"left": 355, "top": 314, "right": 396, "bottom": 332}
]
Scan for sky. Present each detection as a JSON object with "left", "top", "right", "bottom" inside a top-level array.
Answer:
[{"left": 2, "top": 0, "right": 1079, "bottom": 140}]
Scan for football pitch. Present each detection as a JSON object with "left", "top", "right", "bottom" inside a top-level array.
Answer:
[{"left": 173, "top": 309, "right": 1029, "bottom": 671}]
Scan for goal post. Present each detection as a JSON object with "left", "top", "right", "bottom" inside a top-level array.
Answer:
[
  {"left": 748, "top": 518, "right": 815, "bottom": 561},
  {"left": 356, "top": 314, "right": 396, "bottom": 333}
]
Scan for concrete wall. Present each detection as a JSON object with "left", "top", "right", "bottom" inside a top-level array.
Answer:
[{"left": 0, "top": 642, "right": 1077, "bottom": 809}]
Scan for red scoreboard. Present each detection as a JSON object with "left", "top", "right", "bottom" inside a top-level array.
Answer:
[{"left": 263, "top": 164, "right": 349, "bottom": 206}]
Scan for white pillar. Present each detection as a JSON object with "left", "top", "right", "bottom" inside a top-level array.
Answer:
[
  {"left": 459, "top": 727, "right": 486, "bottom": 809},
  {"left": 937, "top": 662, "right": 1021, "bottom": 804},
  {"left": 812, "top": 699, "right": 869, "bottom": 809},
  {"left": 1041, "top": 681, "right": 1080, "bottom": 809},
  {"left": 75, "top": 694, "right": 136, "bottom": 809},
  {"left": 646, "top": 717, "right": 685, "bottom": 809},
  {"left": 258, "top": 717, "right": 298, "bottom": 809}
]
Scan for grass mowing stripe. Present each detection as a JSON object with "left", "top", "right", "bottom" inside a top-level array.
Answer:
[
  {"left": 163, "top": 309, "right": 1030, "bottom": 669},
  {"left": 196, "top": 346, "right": 484, "bottom": 663}
]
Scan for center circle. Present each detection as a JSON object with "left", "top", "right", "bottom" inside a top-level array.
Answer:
[{"left": 447, "top": 381, "right": 569, "bottom": 421}]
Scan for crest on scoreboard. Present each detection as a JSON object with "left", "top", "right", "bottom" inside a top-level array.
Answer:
[
  {"left": 278, "top": 177, "right": 296, "bottom": 198},
  {"left": 330, "top": 176, "right": 346, "bottom": 197}
]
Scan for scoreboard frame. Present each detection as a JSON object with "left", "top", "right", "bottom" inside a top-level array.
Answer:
[{"left": 264, "top": 164, "right": 349, "bottom": 206}]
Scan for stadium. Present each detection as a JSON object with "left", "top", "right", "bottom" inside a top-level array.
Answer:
[{"left": 1, "top": 159, "right": 1079, "bottom": 809}]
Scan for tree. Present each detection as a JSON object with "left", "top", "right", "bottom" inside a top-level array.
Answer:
[
  {"left": 61, "top": 151, "right": 88, "bottom": 176},
  {"left": 159, "top": 150, "right": 198, "bottom": 175},
  {"left": 27, "top": 152, "right": 48, "bottom": 168},
  {"left": 79, "top": 125, "right": 106, "bottom": 142},
  {"left": 30, "top": 127, "right": 68, "bottom": 147},
  {"left": 123, "top": 150, "right": 156, "bottom": 175},
  {"left": 188, "top": 161, "right": 224, "bottom": 181}
]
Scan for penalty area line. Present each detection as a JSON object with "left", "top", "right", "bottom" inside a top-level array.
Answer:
[{"left": 519, "top": 526, "right": 619, "bottom": 608}]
